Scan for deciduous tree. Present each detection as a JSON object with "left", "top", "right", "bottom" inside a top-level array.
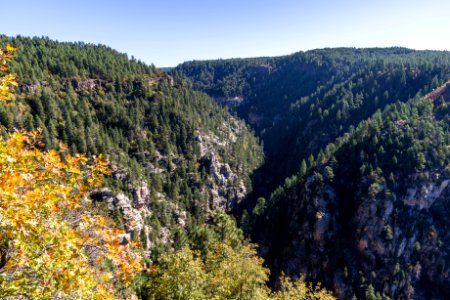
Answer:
[{"left": 0, "top": 44, "right": 142, "bottom": 299}]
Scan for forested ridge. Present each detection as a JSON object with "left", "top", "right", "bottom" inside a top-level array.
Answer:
[
  {"left": 0, "top": 35, "right": 263, "bottom": 242},
  {"left": 0, "top": 36, "right": 336, "bottom": 299},
  {"left": 176, "top": 48, "right": 450, "bottom": 193},
  {"left": 4, "top": 34, "right": 450, "bottom": 299},
  {"left": 260, "top": 96, "right": 450, "bottom": 299},
  {"left": 177, "top": 48, "right": 450, "bottom": 299}
]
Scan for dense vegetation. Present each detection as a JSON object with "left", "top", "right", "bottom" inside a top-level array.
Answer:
[
  {"left": 177, "top": 48, "right": 450, "bottom": 299},
  {"left": 0, "top": 42, "right": 143, "bottom": 299},
  {"left": 0, "top": 37, "right": 337, "bottom": 299},
  {"left": 6, "top": 35, "right": 450, "bottom": 298},
  {"left": 261, "top": 96, "right": 450, "bottom": 299},
  {"left": 176, "top": 48, "right": 450, "bottom": 193},
  {"left": 0, "top": 35, "right": 263, "bottom": 261},
  {"left": 138, "top": 210, "right": 335, "bottom": 299}
]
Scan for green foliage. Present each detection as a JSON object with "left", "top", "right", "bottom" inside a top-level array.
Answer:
[
  {"left": 0, "top": 36, "right": 263, "bottom": 261},
  {"left": 414, "top": 241, "right": 421, "bottom": 252},
  {"left": 139, "top": 211, "right": 335, "bottom": 300},
  {"left": 186, "top": 49, "right": 450, "bottom": 299},
  {"left": 299, "top": 159, "right": 307, "bottom": 177},
  {"left": 252, "top": 197, "right": 267, "bottom": 216},
  {"left": 0, "top": 44, "right": 142, "bottom": 299},
  {"left": 256, "top": 90, "right": 450, "bottom": 299},
  {"left": 178, "top": 48, "right": 450, "bottom": 195},
  {"left": 190, "top": 210, "right": 244, "bottom": 255},
  {"left": 384, "top": 225, "right": 394, "bottom": 240},
  {"left": 2, "top": 35, "right": 158, "bottom": 83},
  {"left": 323, "top": 166, "right": 335, "bottom": 182},
  {"left": 365, "top": 284, "right": 380, "bottom": 300}
]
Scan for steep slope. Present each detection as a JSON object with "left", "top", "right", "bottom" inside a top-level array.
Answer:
[
  {"left": 259, "top": 95, "right": 450, "bottom": 299},
  {"left": 177, "top": 49, "right": 450, "bottom": 299},
  {"left": 0, "top": 35, "right": 263, "bottom": 258},
  {"left": 176, "top": 48, "right": 450, "bottom": 195}
]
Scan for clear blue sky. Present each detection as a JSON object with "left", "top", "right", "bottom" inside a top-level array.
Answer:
[{"left": 3, "top": 0, "right": 450, "bottom": 67}]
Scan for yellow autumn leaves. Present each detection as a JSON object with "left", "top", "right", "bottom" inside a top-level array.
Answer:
[
  {"left": 0, "top": 44, "right": 142, "bottom": 299},
  {"left": 0, "top": 43, "right": 17, "bottom": 101},
  {"left": 0, "top": 131, "right": 142, "bottom": 299}
]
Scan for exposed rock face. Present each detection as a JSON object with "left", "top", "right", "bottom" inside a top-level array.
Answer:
[
  {"left": 91, "top": 187, "right": 147, "bottom": 232},
  {"left": 109, "top": 162, "right": 129, "bottom": 181},
  {"left": 263, "top": 172, "right": 450, "bottom": 300},
  {"left": 172, "top": 205, "right": 188, "bottom": 228},
  {"left": 133, "top": 185, "right": 150, "bottom": 209},
  {"left": 72, "top": 79, "right": 104, "bottom": 90},
  {"left": 87, "top": 109, "right": 257, "bottom": 258},
  {"left": 91, "top": 178, "right": 189, "bottom": 254},
  {"left": 404, "top": 179, "right": 450, "bottom": 209},
  {"left": 425, "top": 80, "right": 450, "bottom": 102},
  {"left": 195, "top": 125, "right": 249, "bottom": 211},
  {"left": 215, "top": 96, "right": 244, "bottom": 107},
  {"left": 19, "top": 76, "right": 166, "bottom": 93},
  {"left": 207, "top": 151, "right": 246, "bottom": 210}
]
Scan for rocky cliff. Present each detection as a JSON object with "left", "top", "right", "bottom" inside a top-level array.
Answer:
[
  {"left": 264, "top": 171, "right": 450, "bottom": 299},
  {"left": 91, "top": 117, "right": 259, "bottom": 256},
  {"left": 258, "top": 96, "right": 450, "bottom": 299}
]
